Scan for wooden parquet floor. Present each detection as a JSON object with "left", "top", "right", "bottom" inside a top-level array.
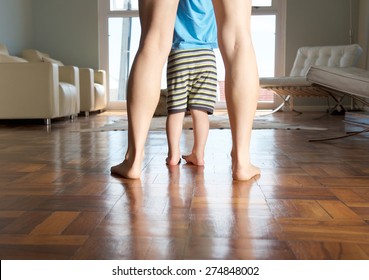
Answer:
[{"left": 1, "top": 111, "right": 369, "bottom": 260}]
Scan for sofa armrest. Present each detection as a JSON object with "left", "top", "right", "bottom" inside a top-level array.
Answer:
[
  {"left": 0, "top": 62, "right": 60, "bottom": 118},
  {"left": 79, "top": 68, "right": 94, "bottom": 88},
  {"left": 94, "top": 70, "right": 106, "bottom": 86},
  {"left": 59, "top": 65, "right": 79, "bottom": 87},
  {"left": 79, "top": 68, "right": 94, "bottom": 111}
]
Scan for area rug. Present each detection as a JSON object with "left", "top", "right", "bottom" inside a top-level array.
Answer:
[{"left": 76, "top": 114, "right": 327, "bottom": 132}]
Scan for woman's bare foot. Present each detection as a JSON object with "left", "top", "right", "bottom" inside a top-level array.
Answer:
[
  {"left": 166, "top": 157, "right": 181, "bottom": 165},
  {"left": 110, "top": 160, "right": 141, "bottom": 179},
  {"left": 166, "top": 149, "right": 182, "bottom": 165},
  {"left": 230, "top": 150, "right": 260, "bottom": 181},
  {"left": 232, "top": 163, "right": 260, "bottom": 181},
  {"left": 182, "top": 153, "right": 205, "bottom": 166}
]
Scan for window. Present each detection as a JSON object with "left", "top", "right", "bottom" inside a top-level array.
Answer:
[
  {"left": 108, "top": 17, "right": 140, "bottom": 103},
  {"left": 110, "top": 0, "right": 138, "bottom": 10},
  {"left": 99, "top": 0, "right": 286, "bottom": 110}
]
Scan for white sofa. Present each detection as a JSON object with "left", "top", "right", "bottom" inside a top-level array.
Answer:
[
  {"left": 0, "top": 44, "right": 79, "bottom": 125},
  {"left": 22, "top": 49, "right": 107, "bottom": 116}
]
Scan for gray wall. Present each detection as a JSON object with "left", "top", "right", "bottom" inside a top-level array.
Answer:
[
  {"left": 0, "top": 0, "right": 99, "bottom": 68},
  {"left": 32, "top": 0, "right": 99, "bottom": 69},
  {"left": 0, "top": 0, "right": 33, "bottom": 55},
  {"left": 285, "top": 0, "right": 353, "bottom": 73},
  {"left": 358, "top": 0, "right": 369, "bottom": 69}
]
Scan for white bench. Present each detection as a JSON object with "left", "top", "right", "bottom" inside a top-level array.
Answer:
[
  {"left": 306, "top": 66, "right": 369, "bottom": 141},
  {"left": 307, "top": 66, "right": 369, "bottom": 101}
]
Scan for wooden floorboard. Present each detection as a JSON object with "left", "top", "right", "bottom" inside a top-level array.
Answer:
[{"left": 1, "top": 111, "right": 369, "bottom": 260}]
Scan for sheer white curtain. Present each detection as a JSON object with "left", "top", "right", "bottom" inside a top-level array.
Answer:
[
  {"left": 109, "top": 0, "right": 140, "bottom": 100},
  {"left": 118, "top": 0, "right": 132, "bottom": 100}
]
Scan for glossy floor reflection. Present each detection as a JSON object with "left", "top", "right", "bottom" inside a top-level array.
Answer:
[{"left": 0, "top": 111, "right": 369, "bottom": 259}]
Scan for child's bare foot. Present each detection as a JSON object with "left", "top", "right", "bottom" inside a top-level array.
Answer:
[
  {"left": 232, "top": 163, "right": 260, "bottom": 181},
  {"left": 182, "top": 153, "right": 205, "bottom": 166},
  {"left": 110, "top": 160, "right": 141, "bottom": 179}
]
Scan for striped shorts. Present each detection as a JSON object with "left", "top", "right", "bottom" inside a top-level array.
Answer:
[{"left": 166, "top": 49, "right": 218, "bottom": 114}]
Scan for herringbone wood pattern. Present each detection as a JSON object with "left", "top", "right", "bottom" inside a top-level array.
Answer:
[{"left": 1, "top": 111, "right": 369, "bottom": 260}]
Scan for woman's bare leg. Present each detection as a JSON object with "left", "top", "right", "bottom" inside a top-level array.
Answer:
[
  {"left": 182, "top": 109, "right": 209, "bottom": 166},
  {"left": 166, "top": 112, "right": 185, "bottom": 165},
  {"left": 111, "top": 0, "right": 179, "bottom": 179},
  {"left": 212, "top": 0, "right": 260, "bottom": 180}
]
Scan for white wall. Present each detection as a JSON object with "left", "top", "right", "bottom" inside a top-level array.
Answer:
[
  {"left": 0, "top": 0, "right": 99, "bottom": 68},
  {"left": 358, "top": 0, "right": 369, "bottom": 69},
  {"left": 285, "top": 0, "right": 353, "bottom": 73},
  {"left": 32, "top": 0, "right": 99, "bottom": 69},
  {"left": 0, "top": 0, "right": 33, "bottom": 55}
]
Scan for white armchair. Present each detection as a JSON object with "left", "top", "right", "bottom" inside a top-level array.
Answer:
[
  {"left": 260, "top": 44, "right": 363, "bottom": 113},
  {"left": 0, "top": 44, "right": 79, "bottom": 125},
  {"left": 22, "top": 49, "right": 107, "bottom": 116},
  {"left": 79, "top": 68, "right": 107, "bottom": 116}
]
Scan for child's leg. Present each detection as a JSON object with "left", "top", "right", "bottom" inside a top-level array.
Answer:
[
  {"left": 182, "top": 109, "right": 209, "bottom": 166},
  {"left": 110, "top": 0, "right": 179, "bottom": 179},
  {"left": 166, "top": 112, "right": 185, "bottom": 165}
]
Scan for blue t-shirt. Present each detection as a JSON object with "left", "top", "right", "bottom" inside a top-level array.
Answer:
[{"left": 172, "top": 0, "right": 218, "bottom": 50}]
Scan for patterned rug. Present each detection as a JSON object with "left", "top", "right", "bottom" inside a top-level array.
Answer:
[{"left": 77, "top": 114, "right": 327, "bottom": 132}]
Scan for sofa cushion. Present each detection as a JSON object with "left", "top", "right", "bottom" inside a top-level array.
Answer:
[
  {"left": 290, "top": 44, "right": 362, "bottom": 77},
  {"left": 21, "top": 49, "right": 44, "bottom": 62},
  {"left": 0, "top": 44, "right": 9, "bottom": 55},
  {"left": 43, "top": 56, "right": 64, "bottom": 66},
  {"left": 22, "top": 49, "right": 64, "bottom": 66},
  {"left": 94, "top": 83, "right": 107, "bottom": 110},
  {"left": 59, "top": 82, "right": 79, "bottom": 115},
  {"left": 0, "top": 54, "right": 27, "bottom": 63}
]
